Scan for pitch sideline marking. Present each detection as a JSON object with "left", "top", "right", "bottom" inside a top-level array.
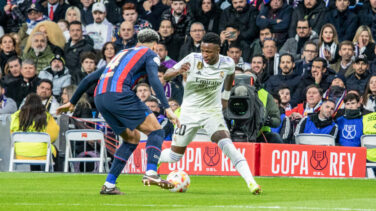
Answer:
[{"left": 4, "top": 203, "right": 375, "bottom": 210}]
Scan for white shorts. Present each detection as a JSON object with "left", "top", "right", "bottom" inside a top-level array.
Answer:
[{"left": 172, "top": 111, "right": 229, "bottom": 147}]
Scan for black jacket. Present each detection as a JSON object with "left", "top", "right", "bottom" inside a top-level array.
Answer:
[
  {"left": 159, "top": 34, "right": 185, "bottom": 61},
  {"left": 189, "top": 0, "right": 221, "bottom": 34},
  {"left": 139, "top": 1, "right": 169, "bottom": 30},
  {"left": 40, "top": 2, "right": 69, "bottom": 22},
  {"left": 179, "top": 37, "right": 201, "bottom": 60},
  {"left": 64, "top": 35, "right": 94, "bottom": 84},
  {"left": 345, "top": 71, "right": 371, "bottom": 95},
  {"left": 219, "top": 4, "right": 259, "bottom": 44},
  {"left": 325, "top": 8, "right": 358, "bottom": 42},
  {"left": 0, "top": 50, "right": 17, "bottom": 75},
  {"left": 358, "top": 2, "right": 376, "bottom": 41},
  {"left": 161, "top": 8, "right": 192, "bottom": 37},
  {"left": 288, "top": 1, "right": 328, "bottom": 38},
  {"left": 5, "top": 76, "right": 40, "bottom": 107},
  {"left": 264, "top": 72, "right": 301, "bottom": 95}
]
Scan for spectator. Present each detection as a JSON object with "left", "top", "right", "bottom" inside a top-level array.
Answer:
[
  {"left": 294, "top": 41, "right": 318, "bottom": 76},
  {"left": 179, "top": 22, "right": 206, "bottom": 60},
  {"left": 0, "top": 81, "right": 17, "bottom": 114},
  {"left": 287, "top": 84, "right": 323, "bottom": 121},
  {"left": 288, "top": 0, "right": 327, "bottom": 38},
  {"left": 1, "top": 0, "right": 29, "bottom": 34},
  {"left": 219, "top": 23, "right": 249, "bottom": 59},
  {"left": 10, "top": 93, "right": 59, "bottom": 170},
  {"left": 38, "top": 54, "right": 71, "bottom": 98},
  {"left": 262, "top": 38, "right": 279, "bottom": 77},
  {"left": 97, "top": 42, "right": 117, "bottom": 70},
  {"left": 189, "top": 0, "right": 221, "bottom": 34},
  {"left": 22, "top": 32, "right": 54, "bottom": 73},
  {"left": 362, "top": 75, "right": 376, "bottom": 112},
  {"left": 121, "top": 3, "right": 152, "bottom": 34},
  {"left": 227, "top": 43, "right": 251, "bottom": 71},
  {"left": 86, "top": 2, "right": 114, "bottom": 50},
  {"left": 161, "top": 0, "right": 191, "bottom": 37},
  {"left": 136, "top": 83, "right": 152, "bottom": 102},
  {"left": 39, "top": 0, "right": 69, "bottom": 23},
  {"left": 331, "top": 41, "right": 355, "bottom": 77},
  {"left": 60, "top": 85, "right": 92, "bottom": 118},
  {"left": 265, "top": 53, "right": 301, "bottom": 95},
  {"left": 158, "top": 19, "right": 184, "bottom": 61},
  {"left": 346, "top": 55, "right": 371, "bottom": 95},
  {"left": 57, "top": 19, "right": 70, "bottom": 42},
  {"left": 155, "top": 43, "right": 177, "bottom": 69},
  {"left": 2, "top": 56, "right": 22, "bottom": 86},
  {"left": 65, "top": 6, "right": 81, "bottom": 24},
  {"left": 158, "top": 66, "right": 184, "bottom": 104},
  {"left": 145, "top": 96, "right": 174, "bottom": 140},
  {"left": 0, "top": 34, "right": 18, "bottom": 74},
  {"left": 256, "top": 0, "right": 292, "bottom": 47},
  {"left": 295, "top": 99, "right": 338, "bottom": 137},
  {"left": 336, "top": 93, "right": 363, "bottom": 146},
  {"left": 358, "top": 0, "right": 376, "bottom": 41},
  {"left": 353, "top": 25, "right": 376, "bottom": 62},
  {"left": 6, "top": 59, "right": 40, "bottom": 107},
  {"left": 79, "top": 0, "right": 94, "bottom": 26},
  {"left": 323, "top": 74, "right": 347, "bottom": 117},
  {"left": 114, "top": 21, "right": 137, "bottom": 51},
  {"left": 64, "top": 21, "right": 94, "bottom": 83},
  {"left": 279, "top": 19, "right": 318, "bottom": 61},
  {"left": 271, "top": 92, "right": 293, "bottom": 143},
  {"left": 249, "top": 54, "right": 269, "bottom": 84},
  {"left": 248, "top": 27, "right": 273, "bottom": 61},
  {"left": 17, "top": 3, "right": 49, "bottom": 50},
  {"left": 292, "top": 57, "right": 335, "bottom": 106},
  {"left": 318, "top": 23, "right": 339, "bottom": 64},
  {"left": 277, "top": 85, "right": 292, "bottom": 111},
  {"left": 24, "top": 21, "right": 66, "bottom": 56},
  {"left": 219, "top": 0, "right": 259, "bottom": 43},
  {"left": 325, "top": 0, "right": 358, "bottom": 42},
  {"left": 139, "top": 0, "right": 169, "bottom": 30},
  {"left": 78, "top": 52, "right": 97, "bottom": 108},
  {"left": 168, "top": 98, "right": 180, "bottom": 112}
]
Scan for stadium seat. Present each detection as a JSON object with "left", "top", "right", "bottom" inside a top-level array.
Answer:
[
  {"left": 9, "top": 132, "right": 53, "bottom": 172},
  {"left": 295, "top": 134, "right": 335, "bottom": 146},
  {"left": 361, "top": 135, "right": 376, "bottom": 178},
  {"left": 0, "top": 114, "right": 11, "bottom": 171},
  {"left": 64, "top": 129, "right": 109, "bottom": 173}
]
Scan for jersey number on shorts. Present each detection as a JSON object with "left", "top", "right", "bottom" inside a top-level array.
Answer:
[{"left": 174, "top": 124, "right": 187, "bottom": 136}]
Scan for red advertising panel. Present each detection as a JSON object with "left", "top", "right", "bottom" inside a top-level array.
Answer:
[
  {"left": 122, "top": 142, "right": 259, "bottom": 176},
  {"left": 259, "top": 144, "right": 366, "bottom": 178}
]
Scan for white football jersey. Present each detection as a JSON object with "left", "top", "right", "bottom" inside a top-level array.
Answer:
[{"left": 173, "top": 53, "right": 235, "bottom": 113}]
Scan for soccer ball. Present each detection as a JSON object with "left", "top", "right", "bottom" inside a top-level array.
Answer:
[{"left": 166, "top": 170, "right": 190, "bottom": 192}]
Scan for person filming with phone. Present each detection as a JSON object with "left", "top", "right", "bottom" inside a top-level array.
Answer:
[{"left": 219, "top": 23, "right": 249, "bottom": 60}]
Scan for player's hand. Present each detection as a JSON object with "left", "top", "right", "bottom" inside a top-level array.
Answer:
[
  {"left": 165, "top": 108, "right": 181, "bottom": 128},
  {"left": 56, "top": 102, "right": 75, "bottom": 114},
  {"left": 178, "top": 63, "right": 190, "bottom": 74}
]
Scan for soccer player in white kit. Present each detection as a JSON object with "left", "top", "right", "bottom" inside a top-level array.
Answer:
[{"left": 158, "top": 33, "right": 261, "bottom": 194}]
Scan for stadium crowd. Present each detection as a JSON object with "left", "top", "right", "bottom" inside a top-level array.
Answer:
[{"left": 1, "top": 0, "right": 376, "bottom": 153}]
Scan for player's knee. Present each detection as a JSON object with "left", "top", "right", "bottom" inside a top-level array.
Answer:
[{"left": 211, "top": 130, "right": 230, "bottom": 143}]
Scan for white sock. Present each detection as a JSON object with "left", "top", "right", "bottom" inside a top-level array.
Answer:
[
  {"left": 218, "top": 138, "right": 257, "bottom": 186},
  {"left": 159, "top": 148, "right": 183, "bottom": 163},
  {"left": 104, "top": 181, "right": 115, "bottom": 188}
]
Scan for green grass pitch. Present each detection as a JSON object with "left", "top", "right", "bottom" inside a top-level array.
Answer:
[{"left": 0, "top": 173, "right": 375, "bottom": 211}]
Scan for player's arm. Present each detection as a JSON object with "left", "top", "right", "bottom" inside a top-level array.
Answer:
[
  {"left": 146, "top": 56, "right": 180, "bottom": 127},
  {"left": 221, "top": 73, "right": 235, "bottom": 110},
  {"left": 164, "top": 63, "right": 190, "bottom": 81},
  {"left": 57, "top": 67, "right": 104, "bottom": 114}
]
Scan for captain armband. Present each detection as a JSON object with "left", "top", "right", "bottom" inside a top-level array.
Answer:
[{"left": 221, "top": 90, "right": 231, "bottom": 100}]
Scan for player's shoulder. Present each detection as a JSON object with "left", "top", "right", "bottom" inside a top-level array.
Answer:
[
  {"left": 183, "top": 52, "right": 202, "bottom": 61},
  {"left": 219, "top": 55, "right": 235, "bottom": 68}
]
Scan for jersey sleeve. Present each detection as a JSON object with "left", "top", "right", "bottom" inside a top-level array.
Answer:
[
  {"left": 172, "top": 53, "right": 194, "bottom": 72},
  {"left": 227, "top": 57, "right": 236, "bottom": 75},
  {"left": 145, "top": 51, "right": 170, "bottom": 109}
]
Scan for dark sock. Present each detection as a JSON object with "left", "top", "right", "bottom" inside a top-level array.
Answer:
[{"left": 145, "top": 129, "right": 164, "bottom": 172}]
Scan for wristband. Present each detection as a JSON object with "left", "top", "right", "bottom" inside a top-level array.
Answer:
[{"left": 221, "top": 90, "right": 231, "bottom": 100}]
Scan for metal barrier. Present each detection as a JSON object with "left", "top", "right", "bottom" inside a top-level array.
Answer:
[{"left": 0, "top": 114, "right": 11, "bottom": 172}]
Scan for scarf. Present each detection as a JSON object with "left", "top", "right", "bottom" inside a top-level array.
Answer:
[
  {"left": 323, "top": 86, "right": 346, "bottom": 116},
  {"left": 319, "top": 42, "right": 337, "bottom": 62}
]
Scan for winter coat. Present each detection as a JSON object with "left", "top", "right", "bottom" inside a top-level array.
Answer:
[
  {"left": 79, "top": 4, "right": 93, "bottom": 26},
  {"left": 325, "top": 8, "right": 358, "bottom": 42},
  {"left": 39, "top": 2, "right": 69, "bottom": 22},
  {"left": 22, "top": 45, "right": 55, "bottom": 73},
  {"left": 159, "top": 34, "right": 185, "bottom": 61},
  {"left": 38, "top": 67, "right": 71, "bottom": 97},
  {"left": 345, "top": 71, "right": 370, "bottom": 95},
  {"left": 189, "top": 0, "right": 221, "bottom": 34},
  {"left": 279, "top": 31, "right": 319, "bottom": 61},
  {"left": 161, "top": 8, "right": 192, "bottom": 37},
  {"left": 358, "top": 2, "right": 376, "bottom": 41},
  {"left": 5, "top": 76, "right": 40, "bottom": 107},
  {"left": 179, "top": 37, "right": 201, "bottom": 60},
  {"left": 288, "top": 1, "right": 328, "bottom": 38},
  {"left": 114, "top": 36, "right": 137, "bottom": 52},
  {"left": 264, "top": 72, "right": 301, "bottom": 95},
  {"left": 219, "top": 4, "right": 259, "bottom": 43},
  {"left": 139, "top": 0, "right": 169, "bottom": 30}
]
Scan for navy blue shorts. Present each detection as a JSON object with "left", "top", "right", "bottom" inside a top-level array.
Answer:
[{"left": 94, "top": 92, "right": 151, "bottom": 135}]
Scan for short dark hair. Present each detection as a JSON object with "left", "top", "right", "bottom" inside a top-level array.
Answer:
[
  {"left": 263, "top": 37, "right": 277, "bottom": 47},
  {"left": 202, "top": 32, "right": 221, "bottom": 46},
  {"left": 0, "top": 80, "right": 4, "bottom": 89},
  {"left": 305, "top": 84, "right": 323, "bottom": 96},
  {"left": 135, "top": 82, "right": 150, "bottom": 92},
  {"left": 69, "top": 20, "right": 82, "bottom": 29},
  {"left": 303, "top": 40, "right": 317, "bottom": 51},
  {"left": 280, "top": 53, "right": 294, "bottom": 63},
  {"left": 145, "top": 96, "right": 160, "bottom": 104},
  {"left": 7, "top": 56, "right": 22, "bottom": 65},
  {"left": 158, "top": 65, "right": 167, "bottom": 74},
  {"left": 297, "top": 18, "right": 310, "bottom": 27},
  {"left": 312, "top": 57, "right": 327, "bottom": 69},
  {"left": 276, "top": 85, "right": 290, "bottom": 93},
  {"left": 80, "top": 51, "right": 98, "bottom": 65},
  {"left": 344, "top": 93, "right": 360, "bottom": 103},
  {"left": 339, "top": 40, "right": 354, "bottom": 51},
  {"left": 251, "top": 54, "right": 266, "bottom": 64},
  {"left": 272, "top": 93, "right": 281, "bottom": 104},
  {"left": 228, "top": 43, "right": 242, "bottom": 51},
  {"left": 38, "top": 78, "right": 53, "bottom": 89},
  {"left": 225, "top": 23, "right": 240, "bottom": 31},
  {"left": 321, "top": 98, "right": 336, "bottom": 106}
]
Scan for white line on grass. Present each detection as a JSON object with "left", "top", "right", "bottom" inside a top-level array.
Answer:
[{"left": 6, "top": 203, "right": 375, "bottom": 211}]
